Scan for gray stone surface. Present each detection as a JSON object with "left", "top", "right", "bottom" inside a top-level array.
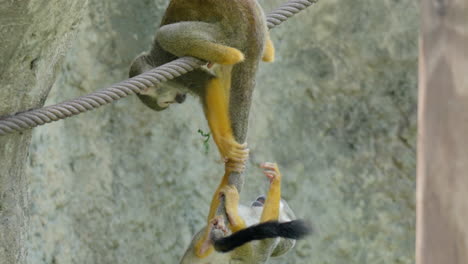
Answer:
[
  {"left": 2, "top": 0, "right": 417, "bottom": 263},
  {"left": 0, "top": 1, "right": 86, "bottom": 264},
  {"left": 418, "top": 0, "right": 468, "bottom": 262}
]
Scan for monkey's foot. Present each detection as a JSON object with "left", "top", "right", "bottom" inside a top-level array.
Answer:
[
  {"left": 260, "top": 162, "right": 282, "bottom": 183},
  {"left": 218, "top": 47, "right": 245, "bottom": 65},
  {"left": 262, "top": 37, "right": 275, "bottom": 63},
  {"left": 219, "top": 185, "right": 241, "bottom": 227},
  {"left": 219, "top": 139, "right": 249, "bottom": 172}
]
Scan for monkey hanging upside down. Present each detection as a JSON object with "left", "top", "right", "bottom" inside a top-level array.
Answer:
[
  {"left": 179, "top": 162, "right": 312, "bottom": 264},
  {"left": 129, "top": 0, "right": 274, "bottom": 171},
  {"left": 129, "top": 0, "right": 276, "bottom": 256}
]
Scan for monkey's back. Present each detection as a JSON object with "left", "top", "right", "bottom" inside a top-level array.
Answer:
[{"left": 162, "top": 0, "right": 266, "bottom": 59}]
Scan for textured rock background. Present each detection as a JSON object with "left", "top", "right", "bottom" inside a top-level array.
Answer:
[
  {"left": 0, "top": 1, "right": 86, "bottom": 263},
  {"left": 1, "top": 0, "right": 417, "bottom": 263}
]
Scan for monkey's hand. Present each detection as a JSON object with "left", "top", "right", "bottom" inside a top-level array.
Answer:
[
  {"left": 220, "top": 139, "right": 249, "bottom": 173},
  {"left": 260, "top": 162, "right": 282, "bottom": 184}
]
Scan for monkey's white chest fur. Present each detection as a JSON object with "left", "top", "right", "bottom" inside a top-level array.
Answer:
[{"left": 179, "top": 201, "right": 296, "bottom": 264}]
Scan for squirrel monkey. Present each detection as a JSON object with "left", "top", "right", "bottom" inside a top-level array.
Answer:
[
  {"left": 179, "top": 162, "right": 312, "bottom": 263},
  {"left": 129, "top": 0, "right": 274, "bottom": 169},
  {"left": 129, "top": 0, "right": 275, "bottom": 257}
]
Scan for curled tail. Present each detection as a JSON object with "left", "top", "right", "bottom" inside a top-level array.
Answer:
[{"left": 213, "top": 220, "right": 312, "bottom": 253}]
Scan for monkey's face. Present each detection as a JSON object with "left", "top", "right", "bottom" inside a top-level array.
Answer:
[{"left": 137, "top": 81, "right": 187, "bottom": 111}]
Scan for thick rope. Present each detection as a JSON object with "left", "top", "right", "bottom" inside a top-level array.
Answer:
[{"left": 0, "top": 0, "right": 318, "bottom": 136}]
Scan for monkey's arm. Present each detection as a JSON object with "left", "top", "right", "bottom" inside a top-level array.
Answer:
[{"left": 259, "top": 162, "right": 282, "bottom": 222}]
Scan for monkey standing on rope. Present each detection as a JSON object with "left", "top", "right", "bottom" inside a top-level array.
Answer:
[
  {"left": 129, "top": 0, "right": 275, "bottom": 257},
  {"left": 179, "top": 162, "right": 312, "bottom": 263}
]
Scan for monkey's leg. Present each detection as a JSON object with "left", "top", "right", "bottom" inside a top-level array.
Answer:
[
  {"left": 157, "top": 22, "right": 244, "bottom": 65},
  {"left": 262, "top": 33, "right": 275, "bottom": 63},
  {"left": 259, "top": 162, "right": 282, "bottom": 222}
]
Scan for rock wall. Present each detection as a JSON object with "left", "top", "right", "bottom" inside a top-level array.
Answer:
[
  {"left": 2, "top": 0, "right": 417, "bottom": 263},
  {"left": 0, "top": 1, "right": 86, "bottom": 263}
]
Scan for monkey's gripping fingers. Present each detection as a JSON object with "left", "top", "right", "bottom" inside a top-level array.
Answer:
[
  {"left": 260, "top": 162, "right": 282, "bottom": 183},
  {"left": 222, "top": 140, "right": 249, "bottom": 163},
  {"left": 225, "top": 160, "right": 246, "bottom": 173}
]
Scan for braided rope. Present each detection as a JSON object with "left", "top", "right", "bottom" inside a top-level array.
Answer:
[
  {"left": 266, "top": 0, "right": 317, "bottom": 29},
  {"left": 0, "top": 0, "right": 318, "bottom": 136}
]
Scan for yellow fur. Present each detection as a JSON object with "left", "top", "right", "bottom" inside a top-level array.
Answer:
[
  {"left": 194, "top": 238, "right": 214, "bottom": 258},
  {"left": 129, "top": 1, "right": 275, "bottom": 259},
  {"left": 260, "top": 163, "right": 282, "bottom": 222},
  {"left": 185, "top": 163, "right": 287, "bottom": 262},
  {"left": 187, "top": 43, "right": 245, "bottom": 65},
  {"left": 221, "top": 185, "right": 247, "bottom": 232},
  {"left": 262, "top": 35, "right": 275, "bottom": 63}
]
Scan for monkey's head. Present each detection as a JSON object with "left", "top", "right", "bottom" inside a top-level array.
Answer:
[
  {"left": 129, "top": 53, "right": 187, "bottom": 111},
  {"left": 136, "top": 82, "right": 187, "bottom": 111}
]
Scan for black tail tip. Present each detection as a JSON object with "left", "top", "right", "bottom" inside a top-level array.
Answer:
[
  {"left": 213, "top": 219, "right": 313, "bottom": 253},
  {"left": 280, "top": 219, "right": 313, "bottom": 239}
]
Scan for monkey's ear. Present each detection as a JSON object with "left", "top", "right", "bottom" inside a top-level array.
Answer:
[{"left": 129, "top": 52, "right": 153, "bottom": 78}]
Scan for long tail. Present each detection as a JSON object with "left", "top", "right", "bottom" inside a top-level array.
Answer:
[{"left": 213, "top": 220, "right": 312, "bottom": 253}]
